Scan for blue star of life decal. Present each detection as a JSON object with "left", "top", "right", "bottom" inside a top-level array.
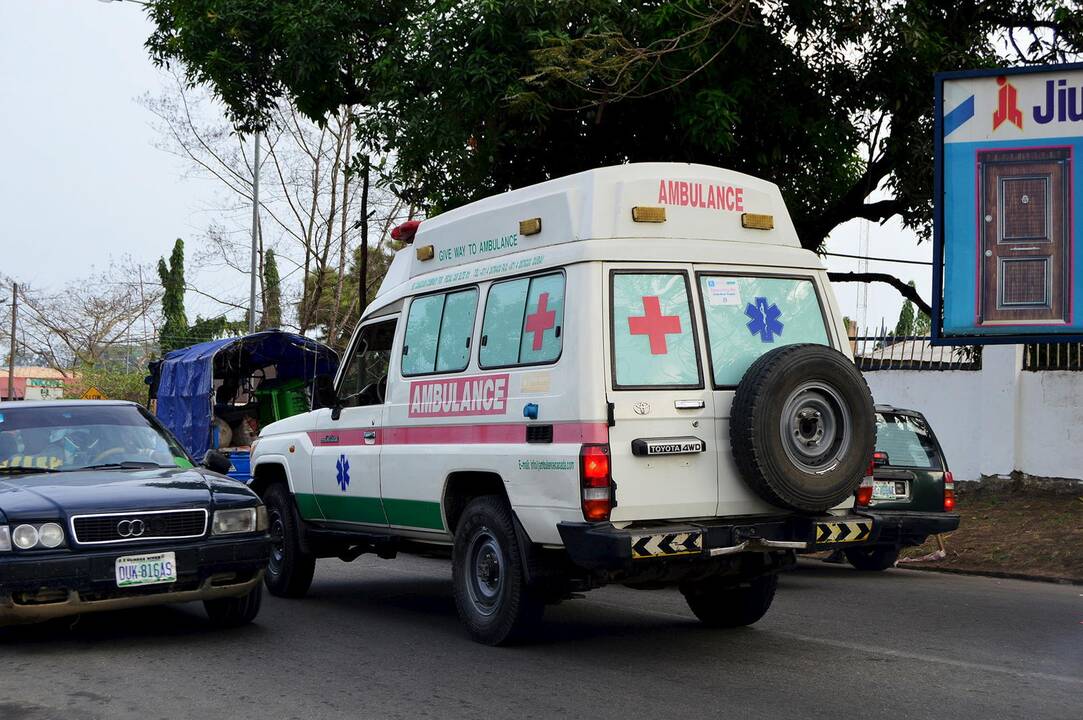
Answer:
[
  {"left": 336, "top": 454, "right": 350, "bottom": 491},
  {"left": 745, "top": 296, "right": 784, "bottom": 343}
]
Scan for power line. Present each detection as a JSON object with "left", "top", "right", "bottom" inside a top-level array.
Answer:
[{"left": 821, "top": 251, "right": 932, "bottom": 267}]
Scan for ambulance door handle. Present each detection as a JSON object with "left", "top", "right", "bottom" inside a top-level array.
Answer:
[{"left": 674, "top": 399, "right": 705, "bottom": 410}]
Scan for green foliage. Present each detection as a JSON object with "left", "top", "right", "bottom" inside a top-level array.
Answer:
[
  {"left": 157, "top": 238, "right": 245, "bottom": 353},
  {"left": 894, "top": 281, "right": 931, "bottom": 337},
  {"left": 300, "top": 244, "right": 396, "bottom": 351},
  {"left": 71, "top": 365, "right": 151, "bottom": 405},
  {"left": 261, "top": 249, "right": 282, "bottom": 330},
  {"left": 144, "top": 1, "right": 1083, "bottom": 250},
  {"left": 157, "top": 238, "right": 188, "bottom": 354}
]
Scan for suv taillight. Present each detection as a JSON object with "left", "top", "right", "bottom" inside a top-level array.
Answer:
[
  {"left": 580, "top": 444, "right": 614, "bottom": 521},
  {"left": 855, "top": 460, "right": 875, "bottom": 506},
  {"left": 944, "top": 471, "right": 956, "bottom": 512}
]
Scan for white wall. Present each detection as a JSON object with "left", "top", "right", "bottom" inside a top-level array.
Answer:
[{"left": 862, "top": 346, "right": 1083, "bottom": 482}]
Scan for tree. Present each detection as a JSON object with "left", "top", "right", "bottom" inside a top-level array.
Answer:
[
  {"left": 158, "top": 238, "right": 189, "bottom": 353},
  {"left": 144, "top": 0, "right": 1083, "bottom": 310},
  {"left": 141, "top": 73, "right": 409, "bottom": 335},
  {"left": 157, "top": 238, "right": 245, "bottom": 353},
  {"left": 261, "top": 249, "right": 282, "bottom": 329},
  {"left": 9, "top": 263, "right": 161, "bottom": 375},
  {"left": 893, "top": 281, "right": 932, "bottom": 338}
]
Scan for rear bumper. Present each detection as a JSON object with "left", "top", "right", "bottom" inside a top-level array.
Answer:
[
  {"left": 0, "top": 534, "right": 269, "bottom": 626},
  {"left": 558, "top": 513, "right": 882, "bottom": 574},
  {"left": 857, "top": 510, "right": 960, "bottom": 547}
]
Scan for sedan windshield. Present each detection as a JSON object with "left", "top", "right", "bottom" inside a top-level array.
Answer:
[{"left": 0, "top": 405, "right": 192, "bottom": 473}]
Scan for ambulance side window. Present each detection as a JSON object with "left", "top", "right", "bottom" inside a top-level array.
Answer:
[
  {"left": 401, "top": 288, "right": 479, "bottom": 376},
  {"left": 479, "top": 272, "right": 565, "bottom": 368}
]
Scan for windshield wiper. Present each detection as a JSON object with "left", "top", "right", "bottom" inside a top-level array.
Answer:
[
  {"left": 0, "top": 466, "right": 63, "bottom": 474},
  {"left": 73, "top": 461, "right": 174, "bottom": 471}
]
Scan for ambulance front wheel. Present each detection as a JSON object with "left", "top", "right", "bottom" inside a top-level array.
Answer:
[
  {"left": 452, "top": 496, "right": 544, "bottom": 645},
  {"left": 262, "top": 482, "right": 316, "bottom": 598}
]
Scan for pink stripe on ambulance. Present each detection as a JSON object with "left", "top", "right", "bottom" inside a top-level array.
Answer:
[{"left": 408, "top": 373, "right": 510, "bottom": 418}]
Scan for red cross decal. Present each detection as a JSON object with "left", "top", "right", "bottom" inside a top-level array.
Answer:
[
  {"left": 628, "top": 296, "right": 682, "bottom": 355},
  {"left": 524, "top": 292, "right": 556, "bottom": 351}
]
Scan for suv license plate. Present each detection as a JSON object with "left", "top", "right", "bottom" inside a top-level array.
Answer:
[
  {"left": 872, "top": 480, "right": 905, "bottom": 500},
  {"left": 115, "top": 552, "right": 178, "bottom": 588}
]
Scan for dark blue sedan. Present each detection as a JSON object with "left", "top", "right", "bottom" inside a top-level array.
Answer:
[{"left": 0, "top": 400, "right": 269, "bottom": 627}]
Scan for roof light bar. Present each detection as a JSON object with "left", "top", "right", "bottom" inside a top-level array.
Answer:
[
  {"left": 741, "top": 213, "right": 774, "bottom": 230},
  {"left": 631, "top": 206, "right": 666, "bottom": 223},
  {"left": 519, "top": 217, "right": 542, "bottom": 236}
]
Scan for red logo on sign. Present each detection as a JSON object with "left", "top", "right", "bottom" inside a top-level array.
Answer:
[
  {"left": 408, "top": 374, "right": 510, "bottom": 418},
  {"left": 992, "top": 76, "right": 1023, "bottom": 130},
  {"left": 628, "top": 296, "right": 682, "bottom": 355},
  {"left": 524, "top": 292, "right": 556, "bottom": 351}
]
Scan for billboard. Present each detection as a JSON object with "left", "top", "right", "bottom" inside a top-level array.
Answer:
[{"left": 933, "top": 63, "right": 1083, "bottom": 345}]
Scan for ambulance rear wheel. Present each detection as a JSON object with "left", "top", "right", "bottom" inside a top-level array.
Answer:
[
  {"left": 262, "top": 483, "right": 316, "bottom": 598},
  {"left": 452, "top": 496, "right": 544, "bottom": 645},
  {"left": 680, "top": 573, "right": 778, "bottom": 628}
]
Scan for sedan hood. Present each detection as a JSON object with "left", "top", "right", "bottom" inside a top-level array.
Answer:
[{"left": 0, "top": 467, "right": 255, "bottom": 522}]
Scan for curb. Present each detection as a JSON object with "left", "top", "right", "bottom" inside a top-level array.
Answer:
[{"left": 891, "top": 563, "right": 1083, "bottom": 586}]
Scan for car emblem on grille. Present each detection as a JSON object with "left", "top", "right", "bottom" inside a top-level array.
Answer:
[
  {"left": 633, "top": 401, "right": 651, "bottom": 415},
  {"left": 117, "top": 519, "right": 146, "bottom": 538}
]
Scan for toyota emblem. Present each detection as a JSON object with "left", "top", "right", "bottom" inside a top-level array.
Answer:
[
  {"left": 633, "top": 401, "right": 651, "bottom": 415},
  {"left": 117, "top": 519, "right": 146, "bottom": 538}
]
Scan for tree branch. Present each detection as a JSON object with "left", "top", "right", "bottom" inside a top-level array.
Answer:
[{"left": 827, "top": 271, "right": 931, "bottom": 316}]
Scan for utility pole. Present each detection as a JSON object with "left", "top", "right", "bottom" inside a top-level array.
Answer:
[
  {"left": 7, "top": 283, "right": 16, "bottom": 401},
  {"left": 248, "top": 132, "right": 261, "bottom": 333}
]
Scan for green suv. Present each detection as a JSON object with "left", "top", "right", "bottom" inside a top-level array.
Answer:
[{"left": 841, "top": 405, "right": 961, "bottom": 571}]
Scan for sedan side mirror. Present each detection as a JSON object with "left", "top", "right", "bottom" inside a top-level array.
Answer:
[
  {"left": 202, "top": 449, "right": 233, "bottom": 475},
  {"left": 312, "top": 374, "right": 340, "bottom": 412}
]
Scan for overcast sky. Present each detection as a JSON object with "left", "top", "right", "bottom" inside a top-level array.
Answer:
[{"left": 0, "top": 0, "right": 931, "bottom": 339}]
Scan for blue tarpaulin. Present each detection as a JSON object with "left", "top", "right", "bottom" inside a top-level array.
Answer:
[{"left": 152, "top": 331, "right": 337, "bottom": 459}]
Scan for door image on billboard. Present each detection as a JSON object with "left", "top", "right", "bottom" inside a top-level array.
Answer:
[{"left": 978, "top": 147, "right": 1071, "bottom": 324}]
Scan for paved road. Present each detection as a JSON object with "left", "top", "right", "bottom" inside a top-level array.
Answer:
[{"left": 2, "top": 556, "right": 1080, "bottom": 720}]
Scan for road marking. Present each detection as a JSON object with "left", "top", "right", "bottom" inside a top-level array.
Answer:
[{"left": 589, "top": 600, "right": 1083, "bottom": 686}]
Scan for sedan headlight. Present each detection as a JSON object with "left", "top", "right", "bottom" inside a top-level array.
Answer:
[
  {"left": 8, "top": 522, "right": 66, "bottom": 550},
  {"left": 212, "top": 507, "right": 259, "bottom": 535}
]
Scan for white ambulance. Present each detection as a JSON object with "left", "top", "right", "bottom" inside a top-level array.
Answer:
[{"left": 250, "top": 163, "right": 883, "bottom": 645}]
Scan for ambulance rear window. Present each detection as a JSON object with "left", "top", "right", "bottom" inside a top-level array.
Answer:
[
  {"left": 402, "top": 288, "right": 478, "bottom": 376},
  {"left": 611, "top": 272, "right": 701, "bottom": 388},
  {"left": 698, "top": 274, "right": 829, "bottom": 386}
]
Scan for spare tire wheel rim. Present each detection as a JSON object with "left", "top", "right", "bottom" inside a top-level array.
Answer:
[
  {"left": 465, "top": 526, "right": 505, "bottom": 617},
  {"left": 778, "top": 381, "right": 851, "bottom": 474}
]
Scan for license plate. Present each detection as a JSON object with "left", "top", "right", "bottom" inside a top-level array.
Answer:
[
  {"left": 115, "top": 552, "right": 178, "bottom": 588},
  {"left": 872, "top": 480, "right": 905, "bottom": 500}
]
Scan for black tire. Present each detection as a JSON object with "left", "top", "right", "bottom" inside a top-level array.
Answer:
[
  {"left": 262, "top": 482, "right": 316, "bottom": 598},
  {"left": 204, "top": 584, "right": 262, "bottom": 627},
  {"left": 844, "top": 545, "right": 900, "bottom": 571},
  {"left": 730, "top": 344, "right": 876, "bottom": 512},
  {"left": 452, "top": 496, "right": 544, "bottom": 645},
  {"left": 681, "top": 573, "right": 778, "bottom": 628}
]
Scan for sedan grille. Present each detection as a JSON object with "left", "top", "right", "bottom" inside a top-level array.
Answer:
[{"left": 71, "top": 509, "right": 208, "bottom": 545}]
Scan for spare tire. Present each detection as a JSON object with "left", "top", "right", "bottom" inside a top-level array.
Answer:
[{"left": 729, "top": 344, "right": 875, "bottom": 513}]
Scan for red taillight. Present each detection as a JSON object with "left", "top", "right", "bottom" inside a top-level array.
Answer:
[
  {"left": 944, "top": 470, "right": 956, "bottom": 512},
  {"left": 580, "top": 444, "right": 613, "bottom": 521},
  {"left": 855, "top": 460, "right": 875, "bottom": 506}
]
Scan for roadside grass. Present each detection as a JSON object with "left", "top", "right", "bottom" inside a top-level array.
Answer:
[{"left": 899, "top": 487, "right": 1083, "bottom": 582}]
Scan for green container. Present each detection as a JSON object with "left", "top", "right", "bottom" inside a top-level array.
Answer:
[{"left": 254, "top": 379, "right": 309, "bottom": 425}]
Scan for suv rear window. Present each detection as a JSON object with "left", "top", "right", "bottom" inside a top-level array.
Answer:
[
  {"left": 875, "top": 413, "right": 942, "bottom": 469},
  {"left": 611, "top": 272, "right": 701, "bottom": 388},
  {"left": 698, "top": 275, "right": 829, "bottom": 386}
]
